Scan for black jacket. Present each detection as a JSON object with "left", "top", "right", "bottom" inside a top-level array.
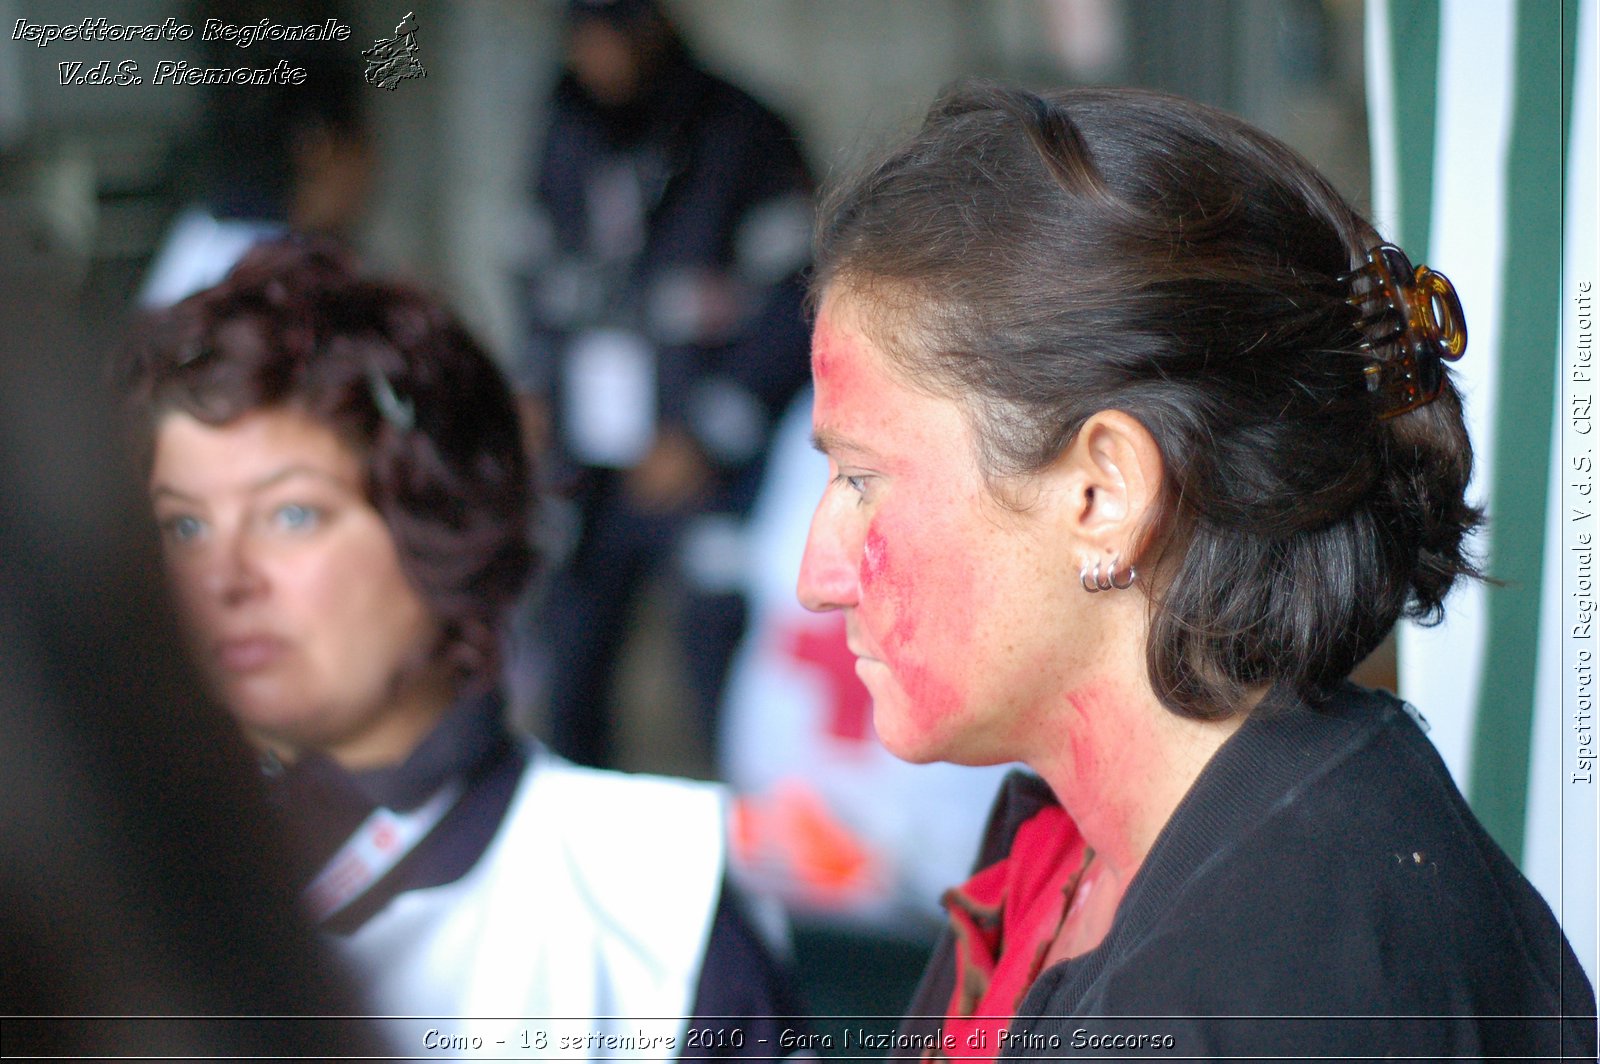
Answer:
[{"left": 903, "top": 684, "right": 1596, "bottom": 1060}]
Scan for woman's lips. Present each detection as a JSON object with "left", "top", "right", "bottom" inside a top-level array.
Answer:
[
  {"left": 847, "top": 640, "right": 882, "bottom": 666},
  {"left": 214, "top": 636, "right": 287, "bottom": 673}
]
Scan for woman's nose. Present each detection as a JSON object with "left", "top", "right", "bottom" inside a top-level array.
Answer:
[
  {"left": 797, "top": 499, "right": 860, "bottom": 613},
  {"left": 203, "top": 532, "right": 268, "bottom": 606}
]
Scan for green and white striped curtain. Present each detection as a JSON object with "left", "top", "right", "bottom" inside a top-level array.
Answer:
[{"left": 1366, "top": 0, "right": 1595, "bottom": 982}]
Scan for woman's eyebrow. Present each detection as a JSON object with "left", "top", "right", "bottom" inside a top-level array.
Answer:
[
  {"left": 151, "top": 465, "right": 351, "bottom": 502},
  {"left": 245, "top": 465, "right": 350, "bottom": 493},
  {"left": 811, "top": 427, "right": 877, "bottom": 459}
]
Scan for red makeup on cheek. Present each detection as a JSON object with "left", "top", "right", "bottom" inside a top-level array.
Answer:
[
  {"left": 813, "top": 301, "right": 990, "bottom": 752},
  {"left": 860, "top": 519, "right": 971, "bottom": 732},
  {"left": 861, "top": 525, "right": 916, "bottom": 645},
  {"left": 861, "top": 525, "right": 886, "bottom": 581}
]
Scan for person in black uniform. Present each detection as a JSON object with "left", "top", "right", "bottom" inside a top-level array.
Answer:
[
  {"left": 117, "top": 239, "right": 799, "bottom": 1057},
  {"left": 795, "top": 82, "right": 1595, "bottom": 1059},
  {"left": 517, "top": 0, "right": 813, "bottom": 768}
]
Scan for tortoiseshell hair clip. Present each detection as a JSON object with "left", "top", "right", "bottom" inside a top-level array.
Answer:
[{"left": 1341, "top": 243, "right": 1467, "bottom": 418}]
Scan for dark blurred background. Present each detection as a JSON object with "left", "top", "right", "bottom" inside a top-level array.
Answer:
[
  {"left": 0, "top": 0, "right": 1376, "bottom": 765},
  {"left": 0, "top": 0, "right": 1369, "bottom": 409},
  {"left": 0, "top": 0, "right": 1380, "bottom": 1047}
]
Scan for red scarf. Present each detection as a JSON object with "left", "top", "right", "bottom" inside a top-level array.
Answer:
[{"left": 933, "top": 804, "right": 1091, "bottom": 1061}]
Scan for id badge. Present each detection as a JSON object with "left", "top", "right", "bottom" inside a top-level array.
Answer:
[{"left": 561, "top": 329, "right": 655, "bottom": 467}]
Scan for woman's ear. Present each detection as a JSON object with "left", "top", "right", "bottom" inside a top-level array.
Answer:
[{"left": 1050, "top": 410, "right": 1164, "bottom": 561}]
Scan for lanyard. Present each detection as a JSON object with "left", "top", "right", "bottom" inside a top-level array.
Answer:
[{"left": 303, "top": 781, "right": 464, "bottom": 924}]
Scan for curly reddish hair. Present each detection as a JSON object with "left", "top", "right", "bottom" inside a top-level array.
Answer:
[{"left": 117, "top": 239, "right": 536, "bottom": 691}]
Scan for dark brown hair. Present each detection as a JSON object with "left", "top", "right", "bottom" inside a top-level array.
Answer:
[
  {"left": 117, "top": 239, "right": 535, "bottom": 691},
  {"left": 814, "top": 83, "right": 1482, "bottom": 719}
]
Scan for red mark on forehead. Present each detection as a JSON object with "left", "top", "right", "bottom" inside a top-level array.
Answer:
[
  {"left": 810, "top": 307, "right": 841, "bottom": 381},
  {"left": 810, "top": 304, "right": 873, "bottom": 406}
]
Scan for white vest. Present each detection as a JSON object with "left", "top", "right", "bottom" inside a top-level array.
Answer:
[{"left": 335, "top": 750, "right": 726, "bottom": 1058}]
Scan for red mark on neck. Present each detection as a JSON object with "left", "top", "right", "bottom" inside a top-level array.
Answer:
[
  {"left": 1058, "top": 681, "right": 1146, "bottom": 872},
  {"left": 1065, "top": 687, "right": 1108, "bottom": 791}
]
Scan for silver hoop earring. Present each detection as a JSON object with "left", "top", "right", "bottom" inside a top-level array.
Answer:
[
  {"left": 1111, "top": 562, "right": 1137, "bottom": 590},
  {"left": 1080, "top": 561, "right": 1102, "bottom": 594}
]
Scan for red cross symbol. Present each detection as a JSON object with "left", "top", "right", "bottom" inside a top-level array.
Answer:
[{"left": 784, "top": 613, "right": 874, "bottom": 743}]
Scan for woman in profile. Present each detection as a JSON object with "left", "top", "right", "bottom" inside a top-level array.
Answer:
[
  {"left": 117, "top": 240, "right": 794, "bottom": 1057},
  {"left": 796, "top": 83, "right": 1594, "bottom": 1058}
]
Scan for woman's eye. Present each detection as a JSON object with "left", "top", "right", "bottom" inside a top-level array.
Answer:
[
  {"left": 271, "top": 503, "right": 322, "bottom": 531},
  {"left": 832, "top": 472, "right": 870, "bottom": 498},
  {"left": 160, "top": 514, "right": 205, "bottom": 543}
]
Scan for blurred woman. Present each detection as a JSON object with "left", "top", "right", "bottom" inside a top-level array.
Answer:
[
  {"left": 797, "top": 84, "right": 1594, "bottom": 1059},
  {"left": 117, "top": 240, "right": 794, "bottom": 1056}
]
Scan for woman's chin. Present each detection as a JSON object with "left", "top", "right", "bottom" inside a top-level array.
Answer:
[
  {"left": 220, "top": 691, "right": 318, "bottom": 749},
  {"left": 859, "top": 663, "right": 971, "bottom": 765},
  {"left": 868, "top": 699, "right": 947, "bottom": 766}
]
